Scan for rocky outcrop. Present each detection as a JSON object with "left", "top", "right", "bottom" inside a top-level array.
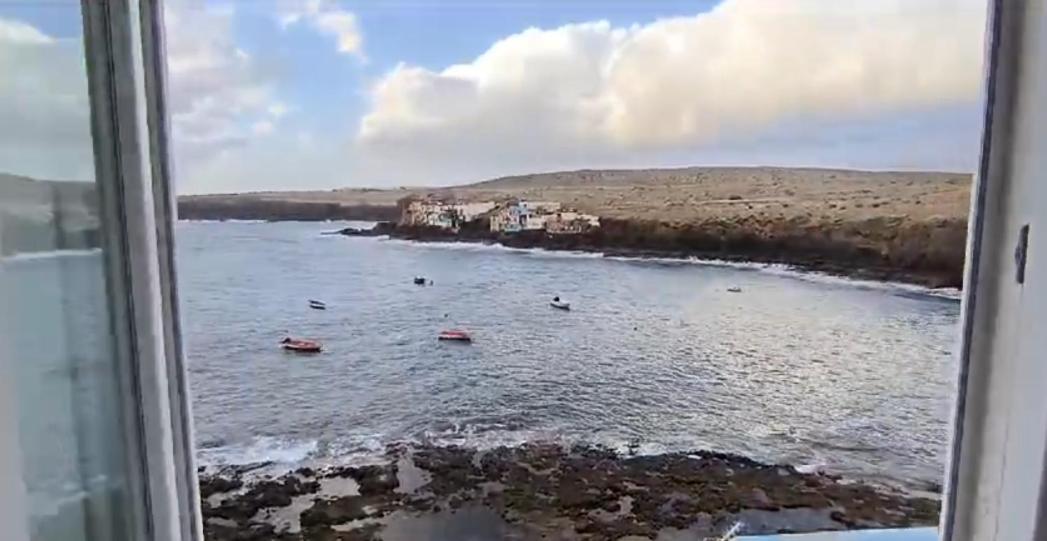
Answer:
[
  {"left": 198, "top": 443, "right": 940, "bottom": 540},
  {"left": 352, "top": 215, "right": 967, "bottom": 288}
]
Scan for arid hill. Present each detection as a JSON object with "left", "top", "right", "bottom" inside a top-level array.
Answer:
[
  {"left": 181, "top": 166, "right": 972, "bottom": 287},
  {"left": 180, "top": 166, "right": 970, "bottom": 225}
]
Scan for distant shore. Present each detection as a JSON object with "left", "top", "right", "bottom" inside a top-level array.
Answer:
[
  {"left": 199, "top": 442, "right": 940, "bottom": 541},
  {"left": 342, "top": 220, "right": 965, "bottom": 289},
  {"left": 174, "top": 166, "right": 971, "bottom": 288}
]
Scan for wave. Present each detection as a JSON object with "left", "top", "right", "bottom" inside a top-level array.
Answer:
[
  {"left": 375, "top": 238, "right": 961, "bottom": 300},
  {"left": 191, "top": 428, "right": 935, "bottom": 492},
  {"left": 198, "top": 428, "right": 779, "bottom": 471},
  {"left": 740, "top": 262, "right": 962, "bottom": 300},
  {"left": 196, "top": 436, "right": 319, "bottom": 466}
]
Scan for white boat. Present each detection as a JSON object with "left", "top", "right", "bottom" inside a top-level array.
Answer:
[
  {"left": 308, "top": 299, "right": 327, "bottom": 310},
  {"left": 550, "top": 299, "right": 571, "bottom": 310}
]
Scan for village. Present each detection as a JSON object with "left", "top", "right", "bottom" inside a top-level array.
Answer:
[{"left": 397, "top": 196, "right": 601, "bottom": 235}]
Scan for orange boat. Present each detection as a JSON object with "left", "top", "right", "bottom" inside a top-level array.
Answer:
[
  {"left": 438, "top": 330, "right": 472, "bottom": 343},
  {"left": 280, "top": 337, "right": 322, "bottom": 353}
]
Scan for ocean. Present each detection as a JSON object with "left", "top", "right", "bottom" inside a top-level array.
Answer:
[{"left": 177, "top": 220, "right": 959, "bottom": 489}]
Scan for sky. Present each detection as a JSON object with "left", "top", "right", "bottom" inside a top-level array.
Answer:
[{"left": 0, "top": 0, "right": 988, "bottom": 194}]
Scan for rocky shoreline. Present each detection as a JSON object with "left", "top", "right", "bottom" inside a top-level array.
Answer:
[
  {"left": 199, "top": 443, "right": 940, "bottom": 541},
  {"left": 341, "top": 218, "right": 966, "bottom": 289},
  {"left": 178, "top": 198, "right": 399, "bottom": 222}
]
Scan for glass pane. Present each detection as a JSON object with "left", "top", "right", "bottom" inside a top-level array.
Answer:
[{"left": 0, "top": 3, "right": 134, "bottom": 540}]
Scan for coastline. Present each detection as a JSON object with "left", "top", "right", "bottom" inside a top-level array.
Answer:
[
  {"left": 199, "top": 443, "right": 941, "bottom": 541},
  {"left": 172, "top": 166, "right": 972, "bottom": 290},
  {"left": 343, "top": 220, "right": 965, "bottom": 289}
]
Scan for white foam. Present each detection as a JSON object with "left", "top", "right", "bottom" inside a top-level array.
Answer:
[
  {"left": 189, "top": 430, "right": 871, "bottom": 487},
  {"left": 340, "top": 220, "right": 379, "bottom": 230},
  {"left": 378, "top": 238, "right": 961, "bottom": 300},
  {"left": 420, "top": 426, "right": 568, "bottom": 451},
  {"left": 795, "top": 463, "right": 829, "bottom": 475},
  {"left": 197, "top": 436, "right": 318, "bottom": 466},
  {"left": 380, "top": 238, "right": 528, "bottom": 255}
]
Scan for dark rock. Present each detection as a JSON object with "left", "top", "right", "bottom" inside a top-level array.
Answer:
[
  {"left": 348, "top": 464, "right": 399, "bottom": 496},
  {"left": 203, "top": 520, "right": 297, "bottom": 541},
  {"left": 208, "top": 476, "right": 319, "bottom": 523},
  {"left": 198, "top": 442, "right": 942, "bottom": 539},
  {"left": 199, "top": 475, "right": 244, "bottom": 499},
  {"left": 376, "top": 215, "right": 965, "bottom": 288},
  {"left": 300, "top": 495, "right": 369, "bottom": 527}
]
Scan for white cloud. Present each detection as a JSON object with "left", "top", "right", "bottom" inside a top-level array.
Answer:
[
  {"left": 0, "top": 2, "right": 288, "bottom": 190},
  {"left": 251, "top": 120, "right": 275, "bottom": 135},
  {"left": 2, "top": 0, "right": 988, "bottom": 194},
  {"left": 279, "top": 0, "right": 364, "bottom": 58},
  {"left": 164, "top": 0, "right": 285, "bottom": 170},
  {"left": 357, "top": 0, "right": 986, "bottom": 183},
  {"left": 0, "top": 16, "right": 94, "bottom": 180},
  {"left": 267, "top": 102, "right": 291, "bottom": 119},
  {"left": 0, "top": 18, "right": 53, "bottom": 45}
]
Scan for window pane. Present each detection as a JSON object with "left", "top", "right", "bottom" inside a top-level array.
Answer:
[{"left": 0, "top": 3, "right": 134, "bottom": 540}]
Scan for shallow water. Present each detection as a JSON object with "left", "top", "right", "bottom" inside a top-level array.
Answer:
[{"left": 177, "top": 221, "right": 959, "bottom": 488}]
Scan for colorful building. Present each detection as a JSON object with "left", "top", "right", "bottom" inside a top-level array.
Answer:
[{"left": 489, "top": 201, "right": 563, "bottom": 233}]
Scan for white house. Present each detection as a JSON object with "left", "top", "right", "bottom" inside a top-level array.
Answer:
[
  {"left": 489, "top": 201, "right": 562, "bottom": 233},
  {"left": 400, "top": 199, "right": 497, "bottom": 230}
]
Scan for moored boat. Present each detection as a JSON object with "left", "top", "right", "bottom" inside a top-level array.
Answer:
[
  {"left": 438, "top": 330, "right": 472, "bottom": 342},
  {"left": 281, "top": 337, "right": 322, "bottom": 353}
]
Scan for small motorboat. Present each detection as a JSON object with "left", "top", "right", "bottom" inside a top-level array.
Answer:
[
  {"left": 280, "top": 337, "right": 322, "bottom": 353},
  {"left": 438, "top": 330, "right": 472, "bottom": 343},
  {"left": 308, "top": 299, "right": 327, "bottom": 310},
  {"left": 414, "top": 276, "right": 427, "bottom": 285},
  {"left": 550, "top": 297, "right": 570, "bottom": 311},
  {"left": 726, "top": 286, "right": 742, "bottom": 293}
]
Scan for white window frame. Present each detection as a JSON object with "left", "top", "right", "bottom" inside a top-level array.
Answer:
[
  {"left": 82, "top": 0, "right": 201, "bottom": 539},
  {"left": 940, "top": 0, "right": 1047, "bottom": 539}
]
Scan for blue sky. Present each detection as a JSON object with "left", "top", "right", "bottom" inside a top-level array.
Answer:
[
  {"left": 214, "top": 0, "right": 724, "bottom": 164},
  {"left": 0, "top": 0, "right": 987, "bottom": 193}
]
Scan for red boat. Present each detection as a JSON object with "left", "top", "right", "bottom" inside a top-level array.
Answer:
[
  {"left": 438, "top": 330, "right": 472, "bottom": 343},
  {"left": 280, "top": 337, "right": 322, "bottom": 353}
]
